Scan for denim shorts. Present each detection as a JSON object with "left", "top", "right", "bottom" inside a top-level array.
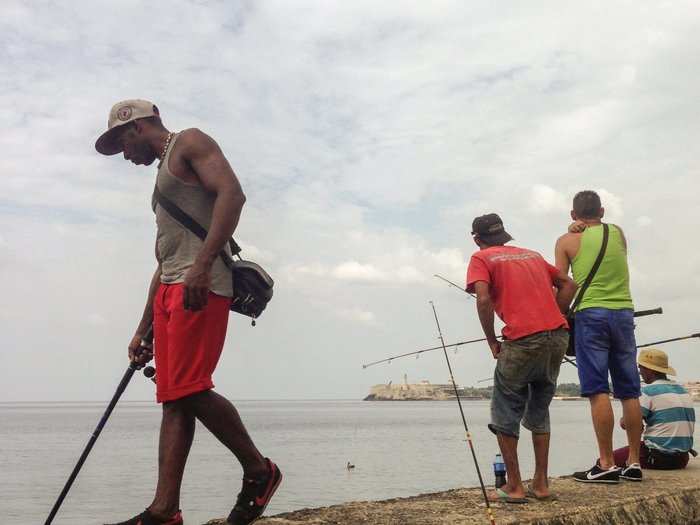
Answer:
[
  {"left": 489, "top": 329, "right": 568, "bottom": 438},
  {"left": 574, "top": 307, "right": 641, "bottom": 399}
]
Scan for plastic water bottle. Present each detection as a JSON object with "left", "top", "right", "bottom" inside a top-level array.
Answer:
[{"left": 493, "top": 453, "right": 506, "bottom": 488}]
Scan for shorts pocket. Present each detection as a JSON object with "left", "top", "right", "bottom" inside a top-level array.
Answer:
[{"left": 497, "top": 342, "right": 529, "bottom": 382}]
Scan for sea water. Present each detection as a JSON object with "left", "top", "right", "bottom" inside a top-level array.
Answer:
[{"left": 0, "top": 399, "right": 667, "bottom": 524}]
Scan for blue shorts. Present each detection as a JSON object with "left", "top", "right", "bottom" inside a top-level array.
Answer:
[{"left": 574, "top": 308, "right": 641, "bottom": 399}]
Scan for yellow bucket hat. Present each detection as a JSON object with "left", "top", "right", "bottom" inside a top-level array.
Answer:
[{"left": 638, "top": 348, "right": 676, "bottom": 376}]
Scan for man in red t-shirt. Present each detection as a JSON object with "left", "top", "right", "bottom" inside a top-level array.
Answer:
[{"left": 466, "top": 213, "right": 577, "bottom": 503}]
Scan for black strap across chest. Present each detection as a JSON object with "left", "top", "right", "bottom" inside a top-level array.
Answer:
[
  {"left": 152, "top": 185, "right": 242, "bottom": 264},
  {"left": 570, "top": 223, "right": 609, "bottom": 313}
]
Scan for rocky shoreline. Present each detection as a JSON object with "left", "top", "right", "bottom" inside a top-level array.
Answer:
[{"left": 203, "top": 463, "right": 700, "bottom": 524}]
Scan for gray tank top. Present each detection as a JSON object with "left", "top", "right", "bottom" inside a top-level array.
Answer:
[{"left": 152, "top": 132, "right": 234, "bottom": 297}]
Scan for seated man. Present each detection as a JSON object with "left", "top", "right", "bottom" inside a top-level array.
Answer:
[
  {"left": 467, "top": 213, "right": 577, "bottom": 503},
  {"left": 614, "top": 349, "right": 696, "bottom": 470}
]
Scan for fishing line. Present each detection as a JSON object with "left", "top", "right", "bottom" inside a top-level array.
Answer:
[
  {"left": 430, "top": 301, "right": 496, "bottom": 525},
  {"left": 434, "top": 274, "right": 476, "bottom": 299}
]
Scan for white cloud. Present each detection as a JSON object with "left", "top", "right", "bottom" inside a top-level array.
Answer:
[
  {"left": 530, "top": 184, "right": 568, "bottom": 215},
  {"left": 427, "top": 248, "right": 467, "bottom": 272},
  {"left": 331, "top": 261, "right": 385, "bottom": 282},
  {"left": 618, "top": 65, "right": 637, "bottom": 86},
  {"left": 636, "top": 216, "right": 652, "bottom": 227},
  {"left": 395, "top": 265, "right": 424, "bottom": 283},
  {"left": 327, "top": 262, "right": 425, "bottom": 285},
  {"left": 290, "top": 262, "right": 329, "bottom": 278},
  {"left": 2, "top": 1, "right": 700, "bottom": 403},
  {"left": 598, "top": 189, "right": 624, "bottom": 222},
  {"left": 338, "top": 308, "right": 376, "bottom": 324},
  {"left": 87, "top": 313, "right": 107, "bottom": 326},
  {"left": 527, "top": 186, "right": 623, "bottom": 222},
  {"left": 236, "top": 241, "right": 275, "bottom": 264}
]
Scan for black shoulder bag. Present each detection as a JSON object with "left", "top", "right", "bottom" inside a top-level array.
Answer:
[
  {"left": 566, "top": 223, "right": 609, "bottom": 356},
  {"left": 153, "top": 186, "right": 274, "bottom": 325}
]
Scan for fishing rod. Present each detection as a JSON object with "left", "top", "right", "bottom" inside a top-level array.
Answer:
[
  {"left": 361, "top": 334, "right": 580, "bottom": 369},
  {"left": 362, "top": 335, "right": 496, "bottom": 369},
  {"left": 634, "top": 307, "right": 664, "bottom": 318},
  {"left": 637, "top": 332, "right": 700, "bottom": 349},
  {"left": 435, "top": 274, "right": 664, "bottom": 320},
  {"left": 457, "top": 332, "right": 699, "bottom": 384},
  {"left": 430, "top": 301, "right": 496, "bottom": 525},
  {"left": 434, "top": 274, "right": 476, "bottom": 299},
  {"left": 362, "top": 307, "right": 663, "bottom": 369},
  {"left": 45, "top": 329, "right": 155, "bottom": 525}
]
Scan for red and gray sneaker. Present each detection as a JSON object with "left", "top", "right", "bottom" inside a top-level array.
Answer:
[
  {"left": 104, "top": 509, "right": 183, "bottom": 525},
  {"left": 227, "top": 458, "right": 283, "bottom": 525}
]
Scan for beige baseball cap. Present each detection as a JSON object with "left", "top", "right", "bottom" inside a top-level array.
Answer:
[
  {"left": 95, "top": 99, "right": 159, "bottom": 155},
  {"left": 638, "top": 348, "right": 676, "bottom": 376}
]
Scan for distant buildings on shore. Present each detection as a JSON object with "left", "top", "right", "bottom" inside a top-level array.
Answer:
[
  {"left": 364, "top": 378, "right": 700, "bottom": 401},
  {"left": 364, "top": 374, "right": 494, "bottom": 401},
  {"left": 364, "top": 375, "right": 469, "bottom": 401}
]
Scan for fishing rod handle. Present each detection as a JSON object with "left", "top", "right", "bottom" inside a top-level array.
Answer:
[
  {"left": 633, "top": 307, "right": 663, "bottom": 317},
  {"left": 128, "top": 325, "right": 155, "bottom": 371}
]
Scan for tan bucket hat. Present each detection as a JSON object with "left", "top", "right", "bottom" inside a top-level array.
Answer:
[
  {"left": 95, "top": 99, "right": 159, "bottom": 155},
  {"left": 638, "top": 348, "right": 676, "bottom": 376}
]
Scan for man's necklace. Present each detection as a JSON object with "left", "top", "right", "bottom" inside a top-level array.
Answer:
[{"left": 160, "top": 132, "right": 173, "bottom": 160}]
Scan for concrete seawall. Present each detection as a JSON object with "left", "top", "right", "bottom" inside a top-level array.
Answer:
[{"left": 204, "top": 463, "right": 700, "bottom": 524}]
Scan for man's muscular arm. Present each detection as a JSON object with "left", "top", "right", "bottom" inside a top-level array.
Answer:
[
  {"left": 616, "top": 225, "right": 628, "bottom": 252},
  {"left": 552, "top": 269, "right": 578, "bottom": 314},
  {"left": 128, "top": 261, "right": 161, "bottom": 365},
  {"left": 180, "top": 129, "right": 246, "bottom": 311},
  {"left": 554, "top": 234, "right": 573, "bottom": 275},
  {"left": 474, "top": 281, "right": 500, "bottom": 359}
]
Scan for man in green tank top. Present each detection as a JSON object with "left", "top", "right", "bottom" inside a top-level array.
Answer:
[{"left": 555, "top": 191, "right": 643, "bottom": 484}]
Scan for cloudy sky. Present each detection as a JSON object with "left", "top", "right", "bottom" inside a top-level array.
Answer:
[{"left": 2, "top": 1, "right": 700, "bottom": 402}]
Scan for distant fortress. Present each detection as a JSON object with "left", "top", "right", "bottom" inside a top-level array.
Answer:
[
  {"left": 364, "top": 374, "right": 483, "bottom": 401},
  {"left": 364, "top": 377, "right": 700, "bottom": 402}
]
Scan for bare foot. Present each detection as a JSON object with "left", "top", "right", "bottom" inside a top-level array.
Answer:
[
  {"left": 528, "top": 483, "right": 550, "bottom": 499},
  {"left": 488, "top": 485, "right": 527, "bottom": 503},
  {"left": 527, "top": 482, "right": 557, "bottom": 501}
]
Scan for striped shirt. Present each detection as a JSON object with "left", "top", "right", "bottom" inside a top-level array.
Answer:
[{"left": 640, "top": 380, "right": 695, "bottom": 453}]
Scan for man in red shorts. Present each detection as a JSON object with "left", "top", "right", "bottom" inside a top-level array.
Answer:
[{"left": 95, "top": 100, "right": 281, "bottom": 525}]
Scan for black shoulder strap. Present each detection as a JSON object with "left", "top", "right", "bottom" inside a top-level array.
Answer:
[
  {"left": 153, "top": 185, "right": 242, "bottom": 261},
  {"left": 570, "top": 223, "right": 609, "bottom": 313}
]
